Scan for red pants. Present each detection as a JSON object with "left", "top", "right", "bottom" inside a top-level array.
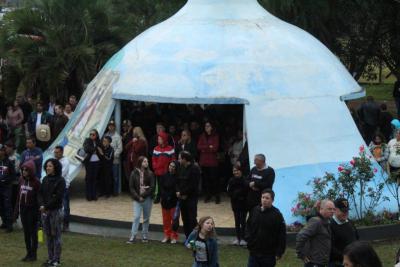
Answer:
[{"left": 162, "top": 207, "right": 178, "bottom": 240}]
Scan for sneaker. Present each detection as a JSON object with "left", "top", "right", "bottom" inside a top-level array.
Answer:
[
  {"left": 49, "top": 261, "right": 61, "bottom": 267},
  {"left": 161, "top": 237, "right": 170, "bottom": 243},
  {"left": 232, "top": 239, "right": 240, "bottom": 246},
  {"left": 126, "top": 237, "right": 136, "bottom": 244},
  {"left": 142, "top": 237, "right": 149, "bottom": 243},
  {"left": 170, "top": 239, "right": 177, "bottom": 244},
  {"left": 42, "top": 260, "right": 52, "bottom": 267},
  {"left": 239, "top": 240, "right": 247, "bottom": 246}
]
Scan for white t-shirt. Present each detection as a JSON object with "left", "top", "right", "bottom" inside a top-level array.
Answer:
[
  {"left": 35, "top": 113, "right": 42, "bottom": 130},
  {"left": 388, "top": 138, "right": 400, "bottom": 168}
]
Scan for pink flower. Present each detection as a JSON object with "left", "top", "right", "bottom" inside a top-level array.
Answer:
[
  {"left": 373, "top": 168, "right": 378, "bottom": 173},
  {"left": 359, "top": 145, "right": 365, "bottom": 152},
  {"left": 338, "top": 166, "right": 344, "bottom": 172},
  {"left": 350, "top": 159, "right": 355, "bottom": 166}
]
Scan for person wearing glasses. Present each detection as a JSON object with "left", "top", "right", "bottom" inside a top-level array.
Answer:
[
  {"left": 296, "top": 199, "right": 335, "bottom": 267},
  {"left": 82, "top": 129, "right": 102, "bottom": 201}
]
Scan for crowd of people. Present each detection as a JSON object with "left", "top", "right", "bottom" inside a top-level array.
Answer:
[{"left": 1, "top": 89, "right": 399, "bottom": 266}]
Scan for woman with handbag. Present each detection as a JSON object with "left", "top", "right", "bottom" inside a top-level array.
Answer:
[{"left": 82, "top": 129, "right": 102, "bottom": 201}]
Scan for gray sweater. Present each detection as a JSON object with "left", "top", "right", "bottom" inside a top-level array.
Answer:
[{"left": 296, "top": 215, "right": 331, "bottom": 265}]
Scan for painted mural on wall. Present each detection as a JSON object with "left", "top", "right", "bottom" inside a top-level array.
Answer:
[{"left": 42, "top": 69, "right": 119, "bottom": 178}]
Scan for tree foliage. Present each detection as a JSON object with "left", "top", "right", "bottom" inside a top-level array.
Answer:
[
  {"left": 262, "top": 0, "right": 400, "bottom": 81},
  {"left": 0, "top": 0, "right": 399, "bottom": 100}
]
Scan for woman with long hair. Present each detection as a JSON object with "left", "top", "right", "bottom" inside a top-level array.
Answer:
[
  {"left": 343, "top": 241, "right": 382, "bottom": 267},
  {"left": 127, "top": 156, "right": 155, "bottom": 243},
  {"left": 39, "top": 158, "right": 66, "bottom": 267},
  {"left": 197, "top": 122, "right": 220, "bottom": 204},
  {"left": 82, "top": 129, "right": 102, "bottom": 201},
  {"left": 125, "top": 127, "right": 148, "bottom": 178},
  {"left": 160, "top": 161, "right": 179, "bottom": 244},
  {"left": 185, "top": 216, "right": 219, "bottom": 267}
]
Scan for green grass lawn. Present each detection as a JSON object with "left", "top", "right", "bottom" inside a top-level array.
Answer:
[
  {"left": 0, "top": 230, "right": 399, "bottom": 267},
  {"left": 364, "top": 83, "right": 394, "bottom": 101}
]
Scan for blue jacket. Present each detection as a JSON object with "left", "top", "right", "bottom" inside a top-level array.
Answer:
[
  {"left": 185, "top": 230, "right": 219, "bottom": 267},
  {"left": 20, "top": 148, "right": 43, "bottom": 178}
]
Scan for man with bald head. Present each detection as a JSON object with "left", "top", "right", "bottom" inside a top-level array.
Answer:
[{"left": 296, "top": 199, "right": 335, "bottom": 267}]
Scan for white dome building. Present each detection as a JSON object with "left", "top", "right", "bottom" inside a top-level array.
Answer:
[{"left": 46, "top": 0, "right": 390, "bottom": 221}]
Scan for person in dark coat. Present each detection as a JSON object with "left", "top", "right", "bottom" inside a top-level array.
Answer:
[
  {"left": 160, "top": 161, "right": 179, "bottom": 243},
  {"left": 357, "top": 96, "right": 381, "bottom": 144},
  {"left": 245, "top": 189, "right": 286, "bottom": 267},
  {"left": 82, "top": 129, "right": 102, "bottom": 201},
  {"left": 227, "top": 163, "right": 248, "bottom": 246},
  {"left": 14, "top": 160, "right": 40, "bottom": 262},
  {"left": 39, "top": 158, "right": 66, "bottom": 267},
  {"left": 0, "top": 144, "right": 16, "bottom": 232},
  {"left": 175, "top": 130, "right": 198, "bottom": 161},
  {"left": 197, "top": 121, "right": 220, "bottom": 204},
  {"left": 51, "top": 105, "right": 69, "bottom": 141},
  {"left": 98, "top": 136, "right": 114, "bottom": 198},
  {"left": 176, "top": 151, "right": 201, "bottom": 239},
  {"left": 245, "top": 154, "right": 275, "bottom": 212},
  {"left": 329, "top": 198, "right": 359, "bottom": 267},
  {"left": 379, "top": 103, "right": 394, "bottom": 141}
]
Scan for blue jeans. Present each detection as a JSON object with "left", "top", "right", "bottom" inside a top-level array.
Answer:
[
  {"left": 63, "top": 187, "right": 70, "bottom": 226},
  {"left": 248, "top": 255, "right": 276, "bottom": 267},
  {"left": 130, "top": 197, "right": 153, "bottom": 238},
  {"left": 112, "top": 164, "right": 120, "bottom": 195}
]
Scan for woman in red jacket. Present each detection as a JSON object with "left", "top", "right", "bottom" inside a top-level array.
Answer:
[
  {"left": 197, "top": 121, "right": 220, "bottom": 204},
  {"left": 152, "top": 131, "right": 175, "bottom": 204}
]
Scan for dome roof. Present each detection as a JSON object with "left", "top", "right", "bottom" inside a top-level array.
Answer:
[{"left": 110, "top": 0, "right": 361, "bottom": 103}]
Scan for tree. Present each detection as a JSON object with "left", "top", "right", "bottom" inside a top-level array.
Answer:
[{"left": 0, "top": 0, "right": 124, "bottom": 100}]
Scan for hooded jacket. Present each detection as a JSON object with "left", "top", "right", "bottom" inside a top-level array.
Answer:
[
  {"left": 14, "top": 161, "right": 40, "bottom": 216},
  {"left": 152, "top": 132, "right": 175, "bottom": 176}
]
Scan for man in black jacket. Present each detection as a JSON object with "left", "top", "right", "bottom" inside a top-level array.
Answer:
[
  {"left": 245, "top": 189, "right": 286, "bottom": 267},
  {"left": 0, "top": 145, "right": 16, "bottom": 232},
  {"left": 176, "top": 151, "right": 201, "bottom": 239},
  {"left": 246, "top": 154, "right": 275, "bottom": 212},
  {"left": 329, "top": 198, "right": 359, "bottom": 267}
]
